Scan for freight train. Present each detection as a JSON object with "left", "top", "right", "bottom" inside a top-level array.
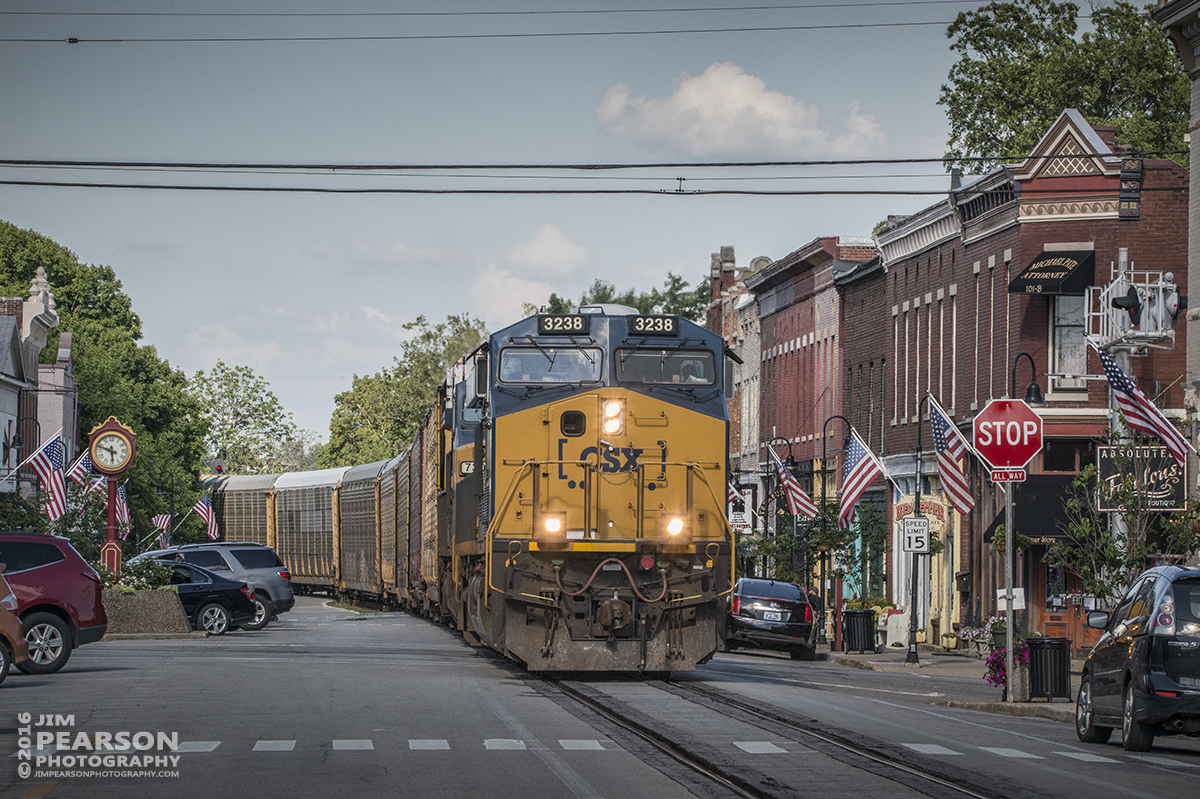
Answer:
[{"left": 204, "top": 304, "right": 735, "bottom": 672}]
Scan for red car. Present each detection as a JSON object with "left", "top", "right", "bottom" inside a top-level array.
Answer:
[{"left": 0, "top": 532, "right": 107, "bottom": 674}]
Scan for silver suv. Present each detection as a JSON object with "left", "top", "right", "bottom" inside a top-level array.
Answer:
[{"left": 132, "top": 543, "right": 293, "bottom": 631}]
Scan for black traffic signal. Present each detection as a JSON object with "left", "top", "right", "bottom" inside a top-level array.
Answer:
[{"left": 1111, "top": 286, "right": 1142, "bottom": 326}]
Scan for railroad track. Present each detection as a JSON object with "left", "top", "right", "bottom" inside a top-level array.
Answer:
[{"left": 546, "top": 676, "right": 1052, "bottom": 799}]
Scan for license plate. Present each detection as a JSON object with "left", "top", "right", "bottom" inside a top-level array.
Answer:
[{"left": 763, "top": 611, "right": 782, "bottom": 621}]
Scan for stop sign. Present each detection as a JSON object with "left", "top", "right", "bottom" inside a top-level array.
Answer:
[{"left": 972, "top": 399, "right": 1043, "bottom": 470}]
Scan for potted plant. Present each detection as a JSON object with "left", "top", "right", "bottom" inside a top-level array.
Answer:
[
  {"left": 985, "top": 640, "right": 1030, "bottom": 700},
  {"left": 954, "top": 623, "right": 991, "bottom": 657}
]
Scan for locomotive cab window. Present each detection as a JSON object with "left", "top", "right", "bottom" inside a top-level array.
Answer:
[
  {"left": 615, "top": 349, "right": 715, "bottom": 386},
  {"left": 499, "top": 347, "right": 601, "bottom": 384}
]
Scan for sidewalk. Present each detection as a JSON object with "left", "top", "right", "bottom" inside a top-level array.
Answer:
[{"left": 817, "top": 644, "right": 1080, "bottom": 723}]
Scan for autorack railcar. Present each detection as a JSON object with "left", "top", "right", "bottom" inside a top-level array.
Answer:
[{"left": 208, "top": 304, "right": 735, "bottom": 672}]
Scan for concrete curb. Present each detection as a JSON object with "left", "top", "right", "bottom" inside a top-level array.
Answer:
[
  {"left": 828, "top": 654, "right": 883, "bottom": 671},
  {"left": 942, "top": 700, "right": 1075, "bottom": 723},
  {"left": 101, "top": 632, "right": 207, "bottom": 641}
]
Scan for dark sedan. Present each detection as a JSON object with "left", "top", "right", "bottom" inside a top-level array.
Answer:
[
  {"left": 1076, "top": 565, "right": 1200, "bottom": 751},
  {"left": 158, "top": 561, "right": 256, "bottom": 636},
  {"left": 726, "top": 578, "right": 817, "bottom": 660}
]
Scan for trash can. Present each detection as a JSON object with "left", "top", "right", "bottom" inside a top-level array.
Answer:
[
  {"left": 1026, "top": 636, "right": 1071, "bottom": 700},
  {"left": 843, "top": 609, "right": 877, "bottom": 654}
]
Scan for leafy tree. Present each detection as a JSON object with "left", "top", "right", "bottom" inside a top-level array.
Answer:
[
  {"left": 939, "top": 0, "right": 1188, "bottom": 172},
  {"left": 319, "top": 314, "right": 487, "bottom": 467},
  {"left": 0, "top": 220, "right": 210, "bottom": 550},
  {"left": 525, "top": 272, "right": 709, "bottom": 321},
  {"left": 187, "top": 360, "right": 300, "bottom": 475}
]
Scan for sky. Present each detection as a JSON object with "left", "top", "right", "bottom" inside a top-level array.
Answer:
[{"left": 0, "top": 0, "right": 994, "bottom": 439}]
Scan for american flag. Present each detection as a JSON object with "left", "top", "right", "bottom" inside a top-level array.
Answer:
[
  {"left": 1097, "top": 347, "right": 1190, "bottom": 470},
  {"left": 152, "top": 513, "right": 172, "bottom": 532},
  {"left": 84, "top": 476, "right": 106, "bottom": 497},
  {"left": 65, "top": 451, "right": 93, "bottom": 486},
  {"left": 113, "top": 484, "right": 131, "bottom": 540},
  {"left": 192, "top": 491, "right": 219, "bottom": 540},
  {"left": 838, "top": 429, "right": 884, "bottom": 529},
  {"left": 768, "top": 446, "right": 818, "bottom": 519},
  {"left": 930, "top": 398, "right": 974, "bottom": 515},
  {"left": 28, "top": 434, "right": 68, "bottom": 522},
  {"left": 727, "top": 482, "right": 743, "bottom": 505}
]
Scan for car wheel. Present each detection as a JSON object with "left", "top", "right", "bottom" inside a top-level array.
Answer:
[
  {"left": 239, "top": 595, "right": 272, "bottom": 631},
  {"left": 1122, "top": 682, "right": 1155, "bottom": 751},
  {"left": 790, "top": 646, "right": 816, "bottom": 661},
  {"left": 199, "top": 603, "right": 230, "bottom": 636},
  {"left": 16, "top": 612, "right": 72, "bottom": 674},
  {"left": 1076, "top": 674, "right": 1112, "bottom": 744},
  {"left": 0, "top": 641, "right": 10, "bottom": 684}
]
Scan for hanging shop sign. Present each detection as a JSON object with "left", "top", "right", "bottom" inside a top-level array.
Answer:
[{"left": 1096, "top": 445, "right": 1186, "bottom": 512}]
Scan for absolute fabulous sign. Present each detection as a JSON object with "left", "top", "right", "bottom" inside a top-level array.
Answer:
[{"left": 1096, "top": 445, "right": 1186, "bottom": 512}]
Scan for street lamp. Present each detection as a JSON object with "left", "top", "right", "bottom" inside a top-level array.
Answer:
[
  {"left": 908, "top": 395, "right": 933, "bottom": 665},
  {"left": 1011, "top": 351, "right": 1046, "bottom": 406},
  {"left": 821, "top": 415, "right": 851, "bottom": 650},
  {"left": 767, "top": 436, "right": 797, "bottom": 581},
  {"left": 155, "top": 472, "right": 176, "bottom": 549}
]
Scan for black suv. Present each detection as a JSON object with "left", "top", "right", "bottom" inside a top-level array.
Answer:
[
  {"left": 1076, "top": 565, "right": 1200, "bottom": 751},
  {"left": 726, "top": 578, "right": 817, "bottom": 660}
]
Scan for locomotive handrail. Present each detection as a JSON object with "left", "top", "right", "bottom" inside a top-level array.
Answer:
[
  {"left": 484, "top": 459, "right": 538, "bottom": 609},
  {"left": 689, "top": 464, "right": 738, "bottom": 598}
]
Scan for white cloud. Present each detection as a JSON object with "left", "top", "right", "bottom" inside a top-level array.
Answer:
[
  {"left": 469, "top": 264, "right": 556, "bottom": 329},
  {"left": 363, "top": 306, "right": 397, "bottom": 324},
  {"left": 311, "top": 238, "right": 464, "bottom": 269},
  {"left": 182, "top": 324, "right": 283, "bottom": 373},
  {"left": 505, "top": 224, "right": 587, "bottom": 277},
  {"left": 596, "top": 62, "right": 887, "bottom": 157}
]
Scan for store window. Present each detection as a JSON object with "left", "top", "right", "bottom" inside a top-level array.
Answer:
[
  {"left": 1042, "top": 438, "right": 1096, "bottom": 473},
  {"left": 1051, "top": 296, "right": 1088, "bottom": 392}
]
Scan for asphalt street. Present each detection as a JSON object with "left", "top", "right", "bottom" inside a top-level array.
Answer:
[{"left": 0, "top": 596, "right": 1195, "bottom": 799}]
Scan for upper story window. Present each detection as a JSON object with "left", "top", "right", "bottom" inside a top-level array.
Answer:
[
  {"left": 1042, "top": 438, "right": 1096, "bottom": 473},
  {"left": 1051, "top": 296, "right": 1088, "bottom": 393}
]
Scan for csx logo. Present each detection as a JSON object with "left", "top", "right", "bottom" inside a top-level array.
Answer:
[{"left": 557, "top": 438, "right": 644, "bottom": 477}]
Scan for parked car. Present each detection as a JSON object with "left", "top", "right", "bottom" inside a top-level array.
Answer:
[
  {"left": 156, "top": 560, "right": 256, "bottom": 635},
  {"left": 1, "top": 569, "right": 31, "bottom": 684},
  {"left": 726, "top": 578, "right": 817, "bottom": 660},
  {"left": 0, "top": 532, "right": 107, "bottom": 674},
  {"left": 1076, "top": 565, "right": 1200, "bottom": 751},
  {"left": 131, "top": 542, "right": 293, "bottom": 631}
]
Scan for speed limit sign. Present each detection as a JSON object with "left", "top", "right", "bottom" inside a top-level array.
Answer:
[{"left": 903, "top": 516, "right": 930, "bottom": 554}]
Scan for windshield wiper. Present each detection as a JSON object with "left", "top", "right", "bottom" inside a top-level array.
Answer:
[
  {"left": 658, "top": 338, "right": 693, "bottom": 371},
  {"left": 567, "top": 336, "right": 594, "bottom": 365}
]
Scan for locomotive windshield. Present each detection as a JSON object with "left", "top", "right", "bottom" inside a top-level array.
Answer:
[
  {"left": 499, "top": 347, "right": 602, "bottom": 383},
  {"left": 615, "top": 349, "right": 715, "bottom": 386}
]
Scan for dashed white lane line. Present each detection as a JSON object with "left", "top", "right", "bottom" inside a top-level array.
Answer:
[
  {"left": 979, "top": 747, "right": 1043, "bottom": 759},
  {"left": 1056, "top": 751, "right": 1121, "bottom": 763},
  {"left": 176, "top": 741, "right": 221, "bottom": 752},
  {"left": 734, "top": 742, "right": 788, "bottom": 754},
  {"left": 252, "top": 740, "right": 296, "bottom": 751},
  {"left": 332, "top": 740, "right": 374, "bottom": 750},
  {"left": 901, "top": 744, "right": 963, "bottom": 755},
  {"left": 1125, "top": 754, "right": 1198, "bottom": 768},
  {"left": 558, "top": 740, "right": 605, "bottom": 751},
  {"left": 484, "top": 739, "right": 527, "bottom": 750},
  {"left": 408, "top": 739, "right": 450, "bottom": 750}
]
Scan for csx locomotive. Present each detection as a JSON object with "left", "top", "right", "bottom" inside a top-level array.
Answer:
[{"left": 206, "top": 304, "right": 734, "bottom": 671}]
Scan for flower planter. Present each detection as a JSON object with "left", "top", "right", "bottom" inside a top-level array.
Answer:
[{"left": 101, "top": 589, "right": 192, "bottom": 636}]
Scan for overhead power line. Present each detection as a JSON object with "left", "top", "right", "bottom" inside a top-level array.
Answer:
[{"left": 0, "top": 2, "right": 983, "bottom": 18}]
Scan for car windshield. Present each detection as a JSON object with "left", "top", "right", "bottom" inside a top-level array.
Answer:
[
  {"left": 615, "top": 349, "right": 715, "bottom": 386},
  {"left": 499, "top": 347, "right": 601, "bottom": 384},
  {"left": 741, "top": 581, "right": 803, "bottom": 601}
]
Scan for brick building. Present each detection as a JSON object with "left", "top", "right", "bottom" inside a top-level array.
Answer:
[{"left": 841, "top": 110, "right": 1189, "bottom": 647}]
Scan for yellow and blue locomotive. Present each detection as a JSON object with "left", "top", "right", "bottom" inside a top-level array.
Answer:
[{"left": 208, "top": 304, "right": 734, "bottom": 672}]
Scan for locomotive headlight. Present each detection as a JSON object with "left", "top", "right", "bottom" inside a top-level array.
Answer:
[
  {"left": 601, "top": 400, "right": 625, "bottom": 435},
  {"left": 667, "top": 518, "right": 684, "bottom": 536},
  {"left": 539, "top": 511, "right": 567, "bottom": 540},
  {"left": 660, "top": 515, "right": 691, "bottom": 545}
]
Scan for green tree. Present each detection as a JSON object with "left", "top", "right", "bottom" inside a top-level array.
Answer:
[
  {"left": 524, "top": 272, "right": 709, "bottom": 321},
  {"left": 939, "top": 0, "right": 1188, "bottom": 172},
  {"left": 319, "top": 314, "right": 487, "bottom": 467},
  {"left": 0, "top": 220, "right": 210, "bottom": 553},
  {"left": 187, "top": 360, "right": 300, "bottom": 475}
]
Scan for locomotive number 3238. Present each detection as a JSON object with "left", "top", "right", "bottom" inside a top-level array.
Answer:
[
  {"left": 630, "top": 315, "right": 678, "bottom": 335},
  {"left": 538, "top": 315, "right": 590, "bottom": 334}
]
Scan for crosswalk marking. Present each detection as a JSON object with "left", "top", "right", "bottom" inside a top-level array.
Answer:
[
  {"left": 1126, "top": 754, "right": 1198, "bottom": 768},
  {"left": 332, "top": 740, "right": 373, "bottom": 750},
  {"left": 252, "top": 740, "right": 296, "bottom": 751},
  {"left": 734, "top": 741, "right": 787, "bottom": 754},
  {"left": 901, "top": 744, "right": 962, "bottom": 756},
  {"left": 979, "top": 747, "right": 1043, "bottom": 759},
  {"left": 408, "top": 739, "right": 450, "bottom": 750},
  {"left": 175, "top": 741, "right": 220, "bottom": 752},
  {"left": 1056, "top": 751, "right": 1121, "bottom": 763},
  {"left": 484, "top": 739, "right": 527, "bottom": 750},
  {"left": 559, "top": 740, "right": 605, "bottom": 750}
]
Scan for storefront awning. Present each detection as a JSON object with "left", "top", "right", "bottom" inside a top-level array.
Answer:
[
  {"left": 1008, "top": 250, "right": 1095, "bottom": 296},
  {"left": 983, "top": 474, "right": 1077, "bottom": 545}
]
